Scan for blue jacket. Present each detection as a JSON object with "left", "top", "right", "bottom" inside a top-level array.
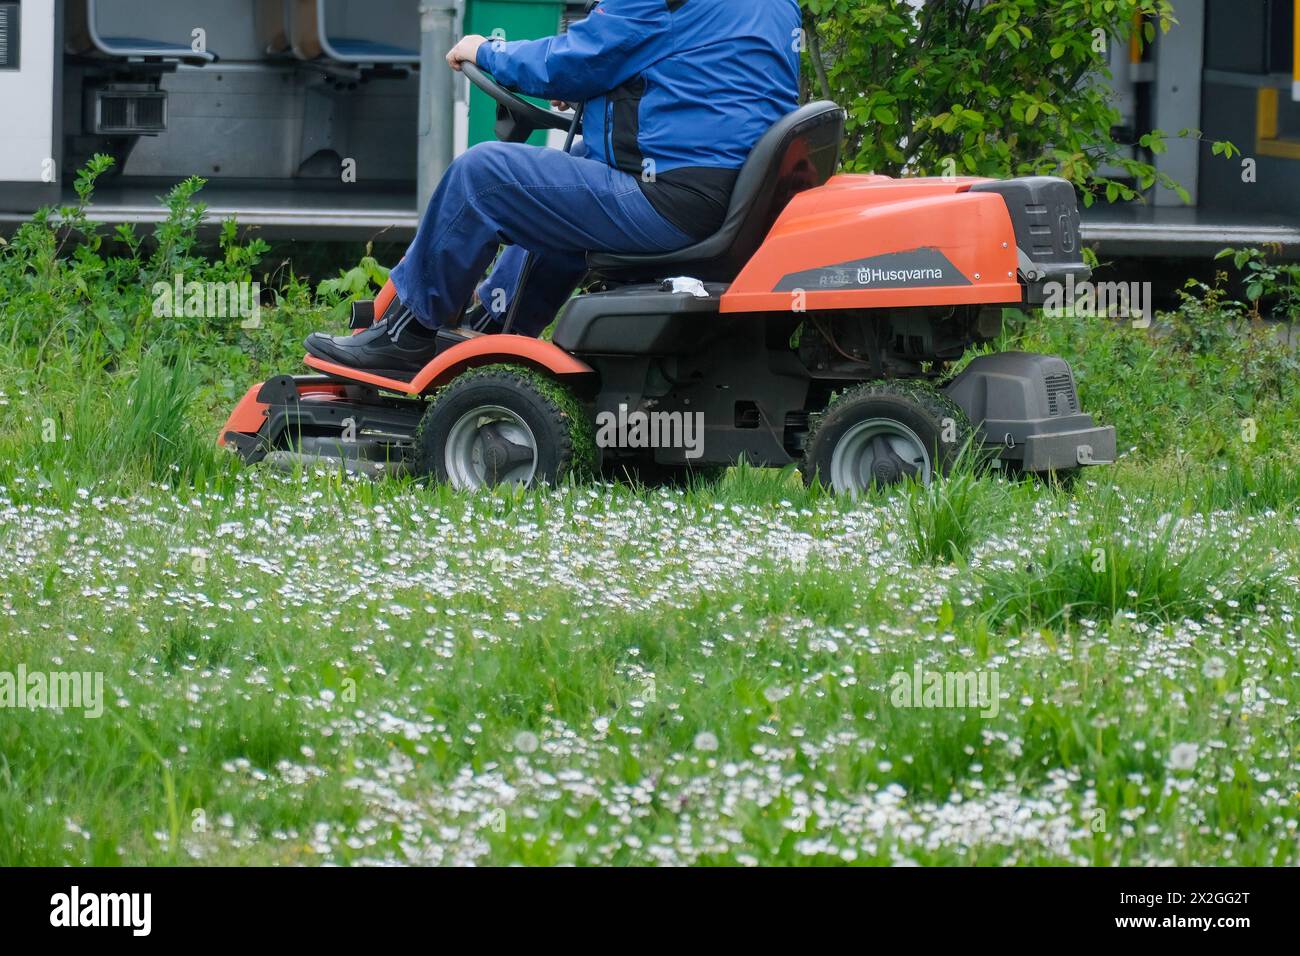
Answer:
[{"left": 475, "top": 0, "right": 802, "bottom": 178}]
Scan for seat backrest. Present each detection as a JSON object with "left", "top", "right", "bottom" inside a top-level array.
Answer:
[
  {"left": 255, "top": 0, "right": 291, "bottom": 55},
  {"left": 288, "top": 0, "right": 323, "bottom": 59},
  {"left": 65, "top": 0, "right": 94, "bottom": 54},
  {"left": 588, "top": 101, "right": 845, "bottom": 283}
]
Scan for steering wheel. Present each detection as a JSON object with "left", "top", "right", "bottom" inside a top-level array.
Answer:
[{"left": 461, "top": 60, "right": 582, "bottom": 144}]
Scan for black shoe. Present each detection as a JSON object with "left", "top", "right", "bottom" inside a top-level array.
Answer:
[
  {"left": 305, "top": 303, "right": 440, "bottom": 377},
  {"left": 464, "top": 303, "right": 505, "bottom": 335}
]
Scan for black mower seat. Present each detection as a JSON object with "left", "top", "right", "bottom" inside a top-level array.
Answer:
[{"left": 587, "top": 101, "right": 845, "bottom": 284}]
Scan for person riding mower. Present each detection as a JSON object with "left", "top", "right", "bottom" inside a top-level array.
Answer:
[
  {"left": 220, "top": 0, "right": 1117, "bottom": 495},
  {"left": 304, "top": 0, "right": 803, "bottom": 372}
]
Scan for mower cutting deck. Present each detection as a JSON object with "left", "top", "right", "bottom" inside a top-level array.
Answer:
[{"left": 221, "top": 71, "right": 1115, "bottom": 496}]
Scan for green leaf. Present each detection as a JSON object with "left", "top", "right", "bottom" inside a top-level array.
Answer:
[{"left": 103, "top": 322, "right": 126, "bottom": 351}]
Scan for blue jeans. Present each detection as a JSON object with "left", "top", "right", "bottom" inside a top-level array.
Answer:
[{"left": 390, "top": 140, "right": 693, "bottom": 338}]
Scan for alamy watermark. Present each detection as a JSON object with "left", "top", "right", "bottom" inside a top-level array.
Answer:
[
  {"left": 1, "top": 664, "right": 104, "bottom": 718},
  {"left": 152, "top": 272, "right": 262, "bottom": 329},
  {"left": 1042, "top": 273, "right": 1152, "bottom": 328},
  {"left": 50, "top": 886, "right": 151, "bottom": 936},
  {"left": 595, "top": 403, "right": 706, "bottom": 460},
  {"left": 889, "top": 664, "right": 1000, "bottom": 718}
]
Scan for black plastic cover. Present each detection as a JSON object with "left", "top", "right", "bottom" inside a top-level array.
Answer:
[
  {"left": 970, "top": 176, "right": 1091, "bottom": 290},
  {"left": 552, "top": 283, "right": 727, "bottom": 354}
]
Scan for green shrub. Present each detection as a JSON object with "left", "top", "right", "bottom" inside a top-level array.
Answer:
[
  {"left": 1217, "top": 246, "right": 1300, "bottom": 322},
  {"left": 0, "top": 156, "right": 327, "bottom": 380},
  {"left": 800, "top": 0, "right": 1237, "bottom": 203}
]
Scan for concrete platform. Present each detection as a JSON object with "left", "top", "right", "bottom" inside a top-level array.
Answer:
[
  {"left": 1081, "top": 204, "right": 1300, "bottom": 259},
  {"left": 4, "top": 180, "right": 1298, "bottom": 259},
  {"left": 0, "top": 179, "right": 422, "bottom": 241}
]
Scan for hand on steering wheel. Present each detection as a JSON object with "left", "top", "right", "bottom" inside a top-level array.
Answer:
[
  {"left": 458, "top": 58, "right": 581, "bottom": 138},
  {"left": 446, "top": 34, "right": 487, "bottom": 72}
]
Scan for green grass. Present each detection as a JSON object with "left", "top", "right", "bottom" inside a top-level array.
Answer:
[
  {"left": 972, "top": 486, "right": 1285, "bottom": 627},
  {"left": 1, "top": 458, "right": 1298, "bottom": 866},
  {"left": 903, "top": 444, "right": 1019, "bottom": 564}
]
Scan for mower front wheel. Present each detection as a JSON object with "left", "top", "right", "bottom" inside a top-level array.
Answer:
[
  {"left": 801, "top": 382, "right": 973, "bottom": 496},
  {"left": 415, "top": 365, "right": 596, "bottom": 490}
]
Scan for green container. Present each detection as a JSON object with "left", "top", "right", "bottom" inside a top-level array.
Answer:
[{"left": 464, "top": 0, "right": 565, "bottom": 147}]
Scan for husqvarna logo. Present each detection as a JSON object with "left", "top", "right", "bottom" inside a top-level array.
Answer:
[
  {"left": 856, "top": 266, "right": 945, "bottom": 286},
  {"left": 775, "top": 248, "right": 971, "bottom": 292}
]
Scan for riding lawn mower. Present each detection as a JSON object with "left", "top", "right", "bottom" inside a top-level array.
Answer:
[{"left": 219, "top": 62, "right": 1116, "bottom": 496}]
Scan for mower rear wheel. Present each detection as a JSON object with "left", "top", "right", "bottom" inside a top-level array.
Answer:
[
  {"left": 416, "top": 365, "right": 595, "bottom": 490},
  {"left": 801, "top": 381, "right": 973, "bottom": 496}
]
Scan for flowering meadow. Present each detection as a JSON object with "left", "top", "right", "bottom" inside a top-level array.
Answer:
[{"left": 2, "top": 456, "right": 1296, "bottom": 865}]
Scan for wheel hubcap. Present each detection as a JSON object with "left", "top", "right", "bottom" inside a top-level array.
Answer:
[
  {"left": 444, "top": 405, "right": 538, "bottom": 490},
  {"left": 829, "top": 418, "right": 931, "bottom": 495}
]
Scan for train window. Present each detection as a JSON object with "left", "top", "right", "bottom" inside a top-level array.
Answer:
[
  {"left": 1256, "top": 87, "right": 1300, "bottom": 158},
  {"left": 0, "top": 1, "right": 18, "bottom": 70},
  {"left": 1274, "top": 94, "right": 1300, "bottom": 138},
  {"left": 1205, "top": 0, "right": 1294, "bottom": 75},
  {"left": 1241, "top": 0, "right": 1299, "bottom": 159},
  {"left": 1266, "top": 0, "right": 1294, "bottom": 76}
]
